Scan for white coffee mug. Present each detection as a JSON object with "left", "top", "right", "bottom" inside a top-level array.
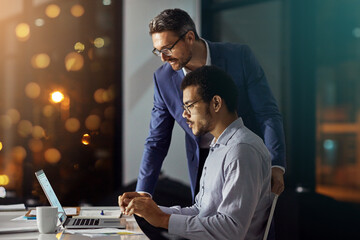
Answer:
[{"left": 36, "top": 206, "right": 58, "bottom": 234}]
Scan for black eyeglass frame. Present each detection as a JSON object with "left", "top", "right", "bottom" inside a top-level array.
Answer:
[
  {"left": 182, "top": 99, "right": 202, "bottom": 115},
  {"left": 152, "top": 31, "right": 189, "bottom": 57}
]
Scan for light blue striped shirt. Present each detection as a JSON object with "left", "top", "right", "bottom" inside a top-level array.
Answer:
[{"left": 160, "top": 118, "right": 272, "bottom": 240}]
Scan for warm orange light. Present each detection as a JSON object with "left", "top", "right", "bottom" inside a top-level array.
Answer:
[
  {"left": 65, "top": 52, "right": 84, "bottom": 71},
  {"left": 15, "top": 23, "right": 30, "bottom": 41},
  {"left": 32, "top": 125, "right": 45, "bottom": 139},
  {"left": 25, "top": 82, "right": 41, "bottom": 99},
  {"left": 65, "top": 118, "right": 80, "bottom": 133},
  {"left": 0, "top": 142, "right": 3, "bottom": 151},
  {"left": 71, "top": 4, "right": 85, "bottom": 17},
  {"left": 45, "top": 4, "right": 61, "bottom": 18},
  {"left": 31, "top": 53, "right": 50, "bottom": 69},
  {"left": 44, "top": 148, "right": 61, "bottom": 164},
  {"left": 94, "top": 37, "right": 105, "bottom": 48},
  {"left": 82, "top": 133, "right": 91, "bottom": 145},
  {"left": 28, "top": 139, "right": 43, "bottom": 153},
  {"left": 18, "top": 120, "right": 33, "bottom": 137},
  {"left": 43, "top": 105, "right": 55, "bottom": 118},
  {"left": 0, "top": 115, "right": 12, "bottom": 130},
  {"left": 85, "top": 115, "right": 101, "bottom": 130},
  {"left": 11, "top": 146, "right": 27, "bottom": 163},
  {"left": 0, "top": 175, "right": 10, "bottom": 186},
  {"left": 7, "top": 109, "right": 21, "bottom": 125},
  {"left": 50, "top": 91, "right": 64, "bottom": 103},
  {"left": 74, "top": 42, "right": 85, "bottom": 53}
]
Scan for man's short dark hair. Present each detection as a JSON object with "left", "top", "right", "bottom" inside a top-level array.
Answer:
[
  {"left": 181, "top": 66, "right": 239, "bottom": 113},
  {"left": 149, "top": 8, "right": 200, "bottom": 40}
]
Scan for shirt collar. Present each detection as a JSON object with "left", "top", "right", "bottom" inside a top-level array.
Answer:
[
  {"left": 182, "top": 38, "right": 211, "bottom": 76},
  {"left": 210, "top": 118, "right": 244, "bottom": 147}
]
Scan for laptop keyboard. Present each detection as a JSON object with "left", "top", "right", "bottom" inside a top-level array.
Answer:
[{"left": 73, "top": 218, "right": 100, "bottom": 226}]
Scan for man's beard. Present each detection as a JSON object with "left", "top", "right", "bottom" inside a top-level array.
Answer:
[{"left": 169, "top": 52, "right": 192, "bottom": 71}]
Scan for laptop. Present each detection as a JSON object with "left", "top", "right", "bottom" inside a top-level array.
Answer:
[{"left": 35, "top": 169, "right": 125, "bottom": 229}]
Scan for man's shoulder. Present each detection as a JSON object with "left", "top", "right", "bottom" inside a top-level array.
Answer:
[
  {"left": 154, "top": 63, "right": 176, "bottom": 78},
  {"left": 207, "top": 40, "right": 251, "bottom": 55}
]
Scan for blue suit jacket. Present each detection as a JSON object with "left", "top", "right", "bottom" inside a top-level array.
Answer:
[{"left": 136, "top": 41, "right": 286, "bottom": 198}]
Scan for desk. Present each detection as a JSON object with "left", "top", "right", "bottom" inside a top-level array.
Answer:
[{"left": 0, "top": 207, "right": 149, "bottom": 240}]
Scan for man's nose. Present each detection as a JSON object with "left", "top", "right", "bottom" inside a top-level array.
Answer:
[
  {"left": 161, "top": 52, "right": 170, "bottom": 62},
  {"left": 182, "top": 109, "right": 190, "bottom": 119}
]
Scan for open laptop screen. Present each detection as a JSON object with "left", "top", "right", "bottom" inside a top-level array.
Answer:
[{"left": 35, "top": 170, "right": 67, "bottom": 223}]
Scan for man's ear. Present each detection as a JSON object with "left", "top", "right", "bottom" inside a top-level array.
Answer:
[
  {"left": 212, "top": 95, "right": 222, "bottom": 113},
  {"left": 186, "top": 31, "right": 196, "bottom": 45}
]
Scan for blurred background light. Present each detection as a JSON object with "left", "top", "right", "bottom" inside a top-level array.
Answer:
[
  {"left": 0, "top": 115, "right": 12, "bottom": 130},
  {"left": 0, "top": 187, "right": 6, "bottom": 198},
  {"left": 74, "top": 42, "right": 85, "bottom": 53},
  {"left": 43, "top": 105, "right": 55, "bottom": 118},
  {"left": 34, "top": 18, "right": 45, "bottom": 27},
  {"left": 45, "top": 4, "right": 61, "bottom": 19},
  {"left": 15, "top": 23, "right": 30, "bottom": 41},
  {"left": 94, "top": 37, "right": 105, "bottom": 48},
  {"left": 17, "top": 120, "right": 33, "bottom": 137},
  {"left": 65, "top": 52, "right": 84, "bottom": 71},
  {"left": 0, "top": 175, "right": 10, "bottom": 186},
  {"left": 7, "top": 109, "right": 21, "bottom": 125},
  {"left": 104, "top": 106, "right": 115, "bottom": 120},
  {"left": 65, "top": 118, "right": 80, "bottom": 133},
  {"left": 102, "top": 0, "right": 111, "bottom": 6},
  {"left": 11, "top": 146, "right": 27, "bottom": 163},
  {"left": 31, "top": 53, "right": 51, "bottom": 69},
  {"left": 85, "top": 115, "right": 101, "bottom": 130},
  {"left": 28, "top": 139, "right": 43, "bottom": 153},
  {"left": 94, "top": 88, "right": 106, "bottom": 103},
  {"left": 25, "top": 82, "right": 41, "bottom": 99},
  {"left": 81, "top": 133, "right": 91, "bottom": 145},
  {"left": 353, "top": 27, "right": 360, "bottom": 38},
  {"left": 32, "top": 125, "right": 45, "bottom": 139},
  {"left": 0, "top": 141, "right": 3, "bottom": 151},
  {"left": 71, "top": 4, "right": 85, "bottom": 17},
  {"left": 50, "top": 91, "right": 64, "bottom": 103},
  {"left": 44, "top": 148, "right": 61, "bottom": 164}
]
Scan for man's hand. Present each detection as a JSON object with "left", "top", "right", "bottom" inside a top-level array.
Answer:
[
  {"left": 271, "top": 167, "right": 285, "bottom": 195},
  {"left": 118, "top": 192, "right": 150, "bottom": 213},
  {"left": 124, "top": 197, "right": 170, "bottom": 229}
]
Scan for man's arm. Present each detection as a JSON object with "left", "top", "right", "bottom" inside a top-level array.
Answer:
[
  {"left": 136, "top": 74, "right": 175, "bottom": 195},
  {"left": 242, "top": 45, "right": 286, "bottom": 194}
]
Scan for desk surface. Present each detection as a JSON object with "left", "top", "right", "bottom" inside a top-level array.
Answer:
[{"left": 0, "top": 207, "right": 149, "bottom": 240}]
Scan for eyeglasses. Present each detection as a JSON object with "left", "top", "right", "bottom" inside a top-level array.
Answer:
[
  {"left": 152, "top": 31, "right": 188, "bottom": 57},
  {"left": 182, "top": 99, "right": 201, "bottom": 115}
]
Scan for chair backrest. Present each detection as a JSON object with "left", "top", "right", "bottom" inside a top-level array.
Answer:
[{"left": 263, "top": 194, "right": 279, "bottom": 240}]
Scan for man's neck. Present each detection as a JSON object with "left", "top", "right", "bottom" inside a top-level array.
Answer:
[
  {"left": 184, "top": 39, "right": 207, "bottom": 71},
  {"left": 211, "top": 113, "right": 238, "bottom": 143}
]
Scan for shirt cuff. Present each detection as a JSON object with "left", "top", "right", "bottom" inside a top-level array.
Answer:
[
  {"left": 136, "top": 191, "right": 152, "bottom": 198},
  {"left": 271, "top": 165, "right": 285, "bottom": 174},
  {"left": 168, "top": 214, "right": 188, "bottom": 236}
]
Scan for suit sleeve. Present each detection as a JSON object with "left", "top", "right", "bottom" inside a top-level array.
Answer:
[
  {"left": 242, "top": 45, "right": 286, "bottom": 168},
  {"left": 135, "top": 73, "right": 175, "bottom": 195}
]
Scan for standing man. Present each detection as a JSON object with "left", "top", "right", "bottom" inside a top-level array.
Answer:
[
  {"left": 120, "top": 66, "right": 273, "bottom": 240},
  {"left": 136, "top": 8, "right": 285, "bottom": 200}
]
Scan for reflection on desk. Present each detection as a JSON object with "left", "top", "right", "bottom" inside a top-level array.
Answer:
[{"left": 0, "top": 206, "right": 149, "bottom": 240}]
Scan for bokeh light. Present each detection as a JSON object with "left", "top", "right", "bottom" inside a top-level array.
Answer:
[
  {"left": 25, "top": 82, "right": 41, "bottom": 99},
  {"left": 85, "top": 115, "right": 101, "bottom": 130},
  {"left": 11, "top": 146, "right": 27, "bottom": 163},
  {"left": 0, "top": 141, "right": 3, "bottom": 151},
  {"left": 65, "top": 52, "right": 84, "bottom": 71},
  {"left": 7, "top": 109, "right": 20, "bottom": 125},
  {"left": 71, "top": 4, "right": 85, "bottom": 17},
  {"left": 28, "top": 139, "right": 43, "bottom": 153},
  {"left": 0, "top": 175, "right": 10, "bottom": 186},
  {"left": 82, "top": 133, "right": 91, "bottom": 145},
  {"left": 0, "top": 187, "right": 6, "bottom": 198},
  {"left": 44, "top": 148, "right": 61, "bottom": 164},
  {"left": 34, "top": 18, "right": 45, "bottom": 27},
  {"left": 43, "top": 105, "right": 55, "bottom": 118},
  {"left": 65, "top": 118, "right": 80, "bottom": 133},
  {"left": 94, "top": 37, "right": 105, "bottom": 48},
  {"left": 15, "top": 23, "right": 30, "bottom": 41},
  {"left": 94, "top": 88, "right": 106, "bottom": 103},
  {"left": 50, "top": 91, "right": 64, "bottom": 103},
  {"left": 74, "top": 42, "right": 85, "bottom": 53},
  {"left": 45, "top": 4, "right": 61, "bottom": 18},
  {"left": 0, "top": 115, "right": 12, "bottom": 130},
  {"left": 18, "top": 120, "right": 33, "bottom": 137},
  {"left": 31, "top": 53, "right": 51, "bottom": 69},
  {"left": 103, "top": 0, "right": 111, "bottom": 6},
  {"left": 32, "top": 125, "right": 45, "bottom": 139}
]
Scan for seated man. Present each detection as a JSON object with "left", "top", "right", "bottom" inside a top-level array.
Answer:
[{"left": 119, "top": 66, "right": 273, "bottom": 240}]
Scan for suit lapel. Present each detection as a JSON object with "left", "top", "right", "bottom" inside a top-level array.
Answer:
[{"left": 172, "top": 69, "right": 185, "bottom": 102}]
